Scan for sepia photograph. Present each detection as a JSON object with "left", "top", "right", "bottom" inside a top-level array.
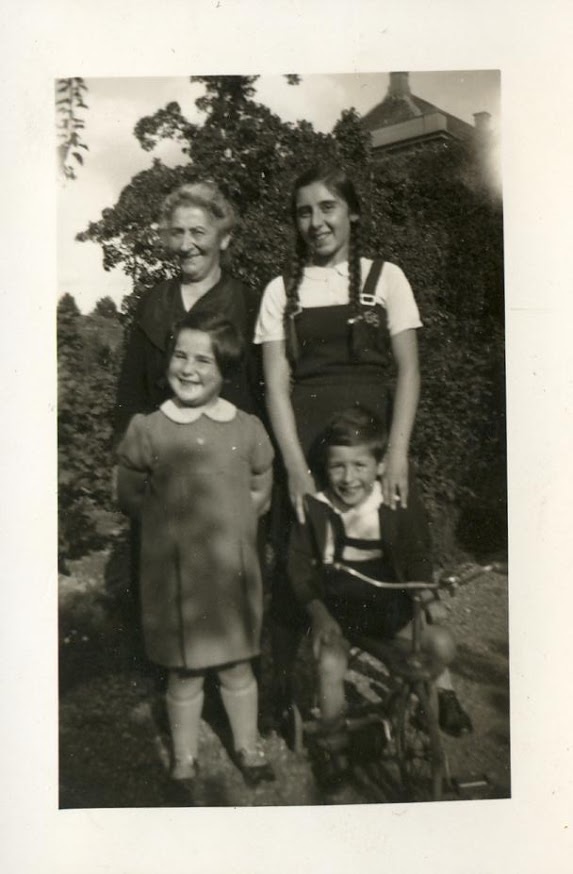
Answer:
[
  {"left": 3, "top": 1, "right": 573, "bottom": 871},
  {"left": 57, "top": 70, "right": 508, "bottom": 809}
]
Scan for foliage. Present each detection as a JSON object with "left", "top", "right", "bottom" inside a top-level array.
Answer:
[
  {"left": 362, "top": 144, "right": 505, "bottom": 558},
  {"left": 58, "top": 293, "right": 120, "bottom": 567},
  {"left": 56, "top": 78, "right": 89, "bottom": 181},
  {"left": 93, "top": 296, "right": 119, "bottom": 319},
  {"left": 75, "top": 77, "right": 506, "bottom": 561}
]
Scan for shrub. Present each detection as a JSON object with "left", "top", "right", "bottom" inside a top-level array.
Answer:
[{"left": 58, "top": 294, "right": 120, "bottom": 566}]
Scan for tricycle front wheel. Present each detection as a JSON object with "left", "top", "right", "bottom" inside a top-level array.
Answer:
[{"left": 393, "top": 681, "right": 447, "bottom": 802}]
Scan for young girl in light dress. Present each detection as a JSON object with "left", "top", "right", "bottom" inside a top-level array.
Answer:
[{"left": 117, "top": 311, "right": 275, "bottom": 786}]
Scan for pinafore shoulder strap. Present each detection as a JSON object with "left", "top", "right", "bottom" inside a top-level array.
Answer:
[{"left": 360, "top": 258, "right": 385, "bottom": 306}]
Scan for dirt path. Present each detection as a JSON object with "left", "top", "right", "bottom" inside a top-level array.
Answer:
[{"left": 59, "top": 543, "right": 509, "bottom": 808}]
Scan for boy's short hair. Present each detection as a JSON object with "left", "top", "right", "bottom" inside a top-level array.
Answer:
[
  {"left": 320, "top": 405, "right": 388, "bottom": 463},
  {"left": 166, "top": 311, "right": 244, "bottom": 379}
]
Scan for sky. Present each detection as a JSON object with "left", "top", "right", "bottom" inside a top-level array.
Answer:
[{"left": 57, "top": 70, "right": 501, "bottom": 313}]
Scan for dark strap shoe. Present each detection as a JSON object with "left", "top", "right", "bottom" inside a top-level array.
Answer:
[
  {"left": 234, "top": 744, "right": 276, "bottom": 787},
  {"left": 438, "top": 690, "right": 473, "bottom": 737}
]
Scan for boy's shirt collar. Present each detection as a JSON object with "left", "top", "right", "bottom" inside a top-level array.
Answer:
[
  {"left": 160, "top": 397, "right": 237, "bottom": 424},
  {"left": 315, "top": 480, "right": 384, "bottom": 517},
  {"left": 314, "top": 481, "right": 384, "bottom": 563}
]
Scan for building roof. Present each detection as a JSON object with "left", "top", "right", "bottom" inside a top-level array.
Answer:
[{"left": 362, "top": 73, "right": 477, "bottom": 152}]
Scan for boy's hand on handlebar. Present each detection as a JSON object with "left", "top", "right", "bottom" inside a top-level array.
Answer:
[
  {"left": 288, "top": 466, "right": 316, "bottom": 524},
  {"left": 382, "top": 448, "right": 409, "bottom": 510},
  {"left": 424, "top": 598, "right": 449, "bottom": 624}
]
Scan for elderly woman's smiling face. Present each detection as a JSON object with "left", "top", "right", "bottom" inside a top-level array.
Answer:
[{"left": 167, "top": 205, "right": 230, "bottom": 284}]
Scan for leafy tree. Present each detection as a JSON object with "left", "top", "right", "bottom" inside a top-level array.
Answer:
[
  {"left": 332, "top": 108, "right": 373, "bottom": 168},
  {"left": 93, "top": 296, "right": 119, "bottom": 319},
  {"left": 56, "top": 78, "right": 89, "bottom": 181},
  {"left": 57, "top": 290, "right": 81, "bottom": 322}
]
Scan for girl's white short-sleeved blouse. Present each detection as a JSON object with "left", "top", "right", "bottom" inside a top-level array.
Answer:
[{"left": 253, "top": 258, "right": 422, "bottom": 344}]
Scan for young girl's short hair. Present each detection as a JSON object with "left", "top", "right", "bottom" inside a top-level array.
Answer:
[
  {"left": 320, "top": 405, "right": 388, "bottom": 463},
  {"left": 159, "top": 179, "right": 237, "bottom": 238},
  {"left": 166, "top": 311, "right": 244, "bottom": 379}
]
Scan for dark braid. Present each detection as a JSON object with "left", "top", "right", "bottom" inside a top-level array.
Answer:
[
  {"left": 283, "top": 237, "right": 307, "bottom": 363},
  {"left": 284, "top": 237, "right": 306, "bottom": 319},
  {"left": 347, "top": 220, "right": 363, "bottom": 322}
]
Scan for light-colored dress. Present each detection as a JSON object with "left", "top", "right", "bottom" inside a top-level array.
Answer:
[{"left": 117, "top": 398, "right": 274, "bottom": 670}]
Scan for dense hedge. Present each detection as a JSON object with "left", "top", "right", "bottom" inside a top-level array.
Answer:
[
  {"left": 365, "top": 145, "right": 506, "bottom": 558},
  {"left": 58, "top": 294, "right": 122, "bottom": 568}
]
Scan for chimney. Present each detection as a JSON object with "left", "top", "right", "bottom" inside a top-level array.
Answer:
[
  {"left": 388, "top": 72, "right": 411, "bottom": 98},
  {"left": 473, "top": 111, "right": 491, "bottom": 132}
]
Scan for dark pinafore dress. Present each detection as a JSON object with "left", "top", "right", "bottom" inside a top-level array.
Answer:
[{"left": 288, "top": 259, "right": 394, "bottom": 479}]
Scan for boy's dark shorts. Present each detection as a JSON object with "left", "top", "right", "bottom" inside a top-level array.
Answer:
[{"left": 270, "top": 569, "right": 414, "bottom": 642}]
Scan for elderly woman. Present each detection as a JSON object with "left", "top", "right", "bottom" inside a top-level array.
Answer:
[{"left": 115, "top": 179, "right": 255, "bottom": 439}]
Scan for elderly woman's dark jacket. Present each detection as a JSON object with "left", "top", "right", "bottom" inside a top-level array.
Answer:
[{"left": 115, "top": 273, "right": 259, "bottom": 441}]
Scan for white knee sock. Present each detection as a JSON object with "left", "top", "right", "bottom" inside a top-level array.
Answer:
[
  {"left": 219, "top": 679, "right": 259, "bottom": 752},
  {"left": 166, "top": 687, "right": 204, "bottom": 764}
]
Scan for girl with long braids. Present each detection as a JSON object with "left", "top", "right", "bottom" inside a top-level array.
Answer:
[{"left": 253, "top": 164, "right": 424, "bottom": 739}]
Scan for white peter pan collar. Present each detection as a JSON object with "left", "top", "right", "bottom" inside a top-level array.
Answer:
[{"left": 160, "top": 397, "right": 237, "bottom": 424}]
